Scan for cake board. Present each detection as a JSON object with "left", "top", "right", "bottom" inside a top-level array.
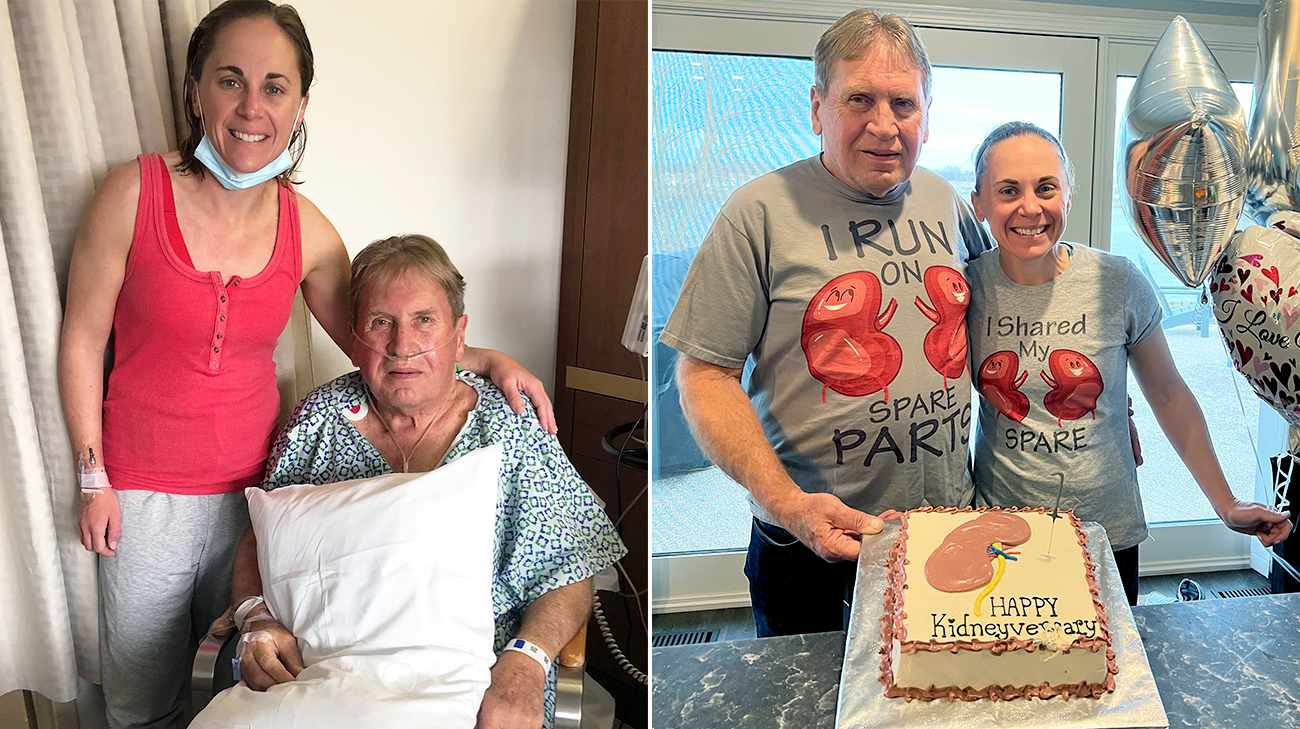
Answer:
[{"left": 835, "top": 521, "right": 1168, "bottom": 729}]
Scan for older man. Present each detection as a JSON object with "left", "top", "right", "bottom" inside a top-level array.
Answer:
[
  {"left": 661, "top": 8, "right": 991, "bottom": 637},
  {"left": 220, "top": 235, "right": 625, "bottom": 729}
]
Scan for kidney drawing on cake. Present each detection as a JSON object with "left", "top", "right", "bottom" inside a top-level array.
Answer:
[{"left": 924, "top": 512, "right": 1030, "bottom": 615}]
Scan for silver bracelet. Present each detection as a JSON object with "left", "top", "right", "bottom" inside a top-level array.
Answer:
[{"left": 502, "top": 638, "right": 552, "bottom": 674}]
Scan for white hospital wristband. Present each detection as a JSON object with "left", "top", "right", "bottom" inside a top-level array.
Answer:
[{"left": 502, "top": 638, "right": 552, "bottom": 674}]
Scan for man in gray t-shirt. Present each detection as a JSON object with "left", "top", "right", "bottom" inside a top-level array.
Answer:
[{"left": 661, "top": 9, "right": 991, "bottom": 636}]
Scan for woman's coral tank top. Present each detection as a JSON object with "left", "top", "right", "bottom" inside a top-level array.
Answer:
[{"left": 102, "top": 153, "right": 302, "bottom": 494}]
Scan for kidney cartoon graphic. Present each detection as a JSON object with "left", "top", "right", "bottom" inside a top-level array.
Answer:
[
  {"left": 801, "top": 272, "right": 901, "bottom": 401},
  {"left": 1041, "top": 349, "right": 1104, "bottom": 427},
  {"left": 914, "top": 265, "right": 971, "bottom": 387},
  {"left": 1211, "top": 225, "right": 1300, "bottom": 424},
  {"left": 978, "top": 351, "right": 1030, "bottom": 423}
]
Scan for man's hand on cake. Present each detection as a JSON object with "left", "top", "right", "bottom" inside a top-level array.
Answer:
[
  {"left": 773, "top": 492, "right": 885, "bottom": 562},
  {"left": 1216, "top": 498, "right": 1293, "bottom": 545}
]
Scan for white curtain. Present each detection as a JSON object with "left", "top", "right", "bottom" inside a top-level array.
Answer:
[{"left": 0, "top": 0, "right": 216, "bottom": 701}]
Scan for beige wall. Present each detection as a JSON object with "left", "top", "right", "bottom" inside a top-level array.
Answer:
[{"left": 290, "top": 0, "right": 578, "bottom": 389}]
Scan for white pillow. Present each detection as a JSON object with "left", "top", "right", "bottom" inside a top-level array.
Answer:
[
  {"left": 251, "top": 443, "right": 500, "bottom": 666},
  {"left": 192, "top": 444, "right": 502, "bottom": 729}
]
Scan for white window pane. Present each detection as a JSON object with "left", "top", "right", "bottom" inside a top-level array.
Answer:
[
  {"left": 1110, "top": 76, "right": 1262, "bottom": 525},
  {"left": 922, "top": 68, "right": 1060, "bottom": 196}
]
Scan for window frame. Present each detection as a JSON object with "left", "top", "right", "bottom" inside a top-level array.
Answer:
[{"left": 650, "top": 4, "right": 1271, "bottom": 614}]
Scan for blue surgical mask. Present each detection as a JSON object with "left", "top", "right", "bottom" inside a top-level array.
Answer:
[{"left": 193, "top": 99, "right": 304, "bottom": 190}]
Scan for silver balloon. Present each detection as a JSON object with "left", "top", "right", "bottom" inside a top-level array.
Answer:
[
  {"left": 1246, "top": 0, "right": 1300, "bottom": 224},
  {"left": 1120, "top": 16, "right": 1248, "bottom": 287}
]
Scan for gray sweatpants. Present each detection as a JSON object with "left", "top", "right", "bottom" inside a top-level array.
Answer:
[{"left": 99, "top": 490, "right": 249, "bottom": 729}]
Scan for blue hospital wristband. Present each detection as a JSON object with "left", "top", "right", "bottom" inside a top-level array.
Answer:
[{"left": 502, "top": 638, "right": 552, "bottom": 674}]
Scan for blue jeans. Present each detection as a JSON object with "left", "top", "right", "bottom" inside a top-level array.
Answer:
[{"left": 744, "top": 518, "right": 857, "bottom": 637}]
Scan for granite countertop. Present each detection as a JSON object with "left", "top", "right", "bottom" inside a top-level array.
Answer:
[
  {"left": 652, "top": 631, "right": 845, "bottom": 729},
  {"left": 653, "top": 593, "right": 1300, "bottom": 729},
  {"left": 1133, "top": 593, "right": 1300, "bottom": 728}
]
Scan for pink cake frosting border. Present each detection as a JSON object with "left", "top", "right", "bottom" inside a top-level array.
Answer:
[{"left": 877, "top": 506, "right": 1119, "bottom": 702}]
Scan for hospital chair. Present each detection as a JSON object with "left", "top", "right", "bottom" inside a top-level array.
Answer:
[{"left": 192, "top": 613, "right": 613, "bottom": 728}]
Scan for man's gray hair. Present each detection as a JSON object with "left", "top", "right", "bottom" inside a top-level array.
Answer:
[
  {"left": 814, "top": 8, "right": 932, "bottom": 98},
  {"left": 350, "top": 234, "right": 466, "bottom": 324}
]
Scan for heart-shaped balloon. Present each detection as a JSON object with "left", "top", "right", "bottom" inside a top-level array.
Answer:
[
  {"left": 1212, "top": 225, "right": 1300, "bottom": 424},
  {"left": 1120, "top": 16, "right": 1248, "bottom": 287}
]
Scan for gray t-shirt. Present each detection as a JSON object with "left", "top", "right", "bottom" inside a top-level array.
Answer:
[
  {"left": 967, "top": 244, "right": 1162, "bottom": 550},
  {"left": 661, "top": 156, "right": 992, "bottom": 521}
]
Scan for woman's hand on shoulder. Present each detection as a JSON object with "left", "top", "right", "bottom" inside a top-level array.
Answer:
[{"left": 463, "top": 347, "right": 557, "bottom": 435}]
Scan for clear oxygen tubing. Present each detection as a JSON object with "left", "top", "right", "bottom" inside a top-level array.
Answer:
[
  {"left": 351, "top": 324, "right": 462, "bottom": 472},
  {"left": 350, "top": 325, "right": 457, "bottom": 362},
  {"left": 367, "top": 383, "right": 459, "bottom": 473}
]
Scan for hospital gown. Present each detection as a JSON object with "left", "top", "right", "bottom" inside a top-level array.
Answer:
[{"left": 261, "top": 370, "right": 628, "bottom": 727}]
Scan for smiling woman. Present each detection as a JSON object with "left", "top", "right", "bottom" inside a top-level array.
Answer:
[
  {"left": 965, "top": 122, "right": 1291, "bottom": 607},
  {"left": 177, "top": 2, "right": 313, "bottom": 186},
  {"left": 55, "top": 2, "right": 553, "bottom": 726},
  {"left": 970, "top": 130, "right": 1073, "bottom": 285}
]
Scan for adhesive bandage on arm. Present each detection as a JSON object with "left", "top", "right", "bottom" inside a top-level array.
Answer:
[
  {"left": 233, "top": 595, "right": 268, "bottom": 633},
  {"left": 78, "top": 451, "right": 112, "bottom": 495},
  {"left": 79, "top": 469, "right": 112, "bottom": 494},
  {"left": 235, "top": 629, "right": 276, "bottom": 677},
  {"left": 237, "top": 630, "right": 275, "bottom": 653}
]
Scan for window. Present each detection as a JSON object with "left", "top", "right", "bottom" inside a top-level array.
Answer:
[
  {"left": 652, "top": 52, "right": 818, "bottom": 556},
  {"left": 1097, "top": 42, "right": 1284, "bottom": 576}
]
